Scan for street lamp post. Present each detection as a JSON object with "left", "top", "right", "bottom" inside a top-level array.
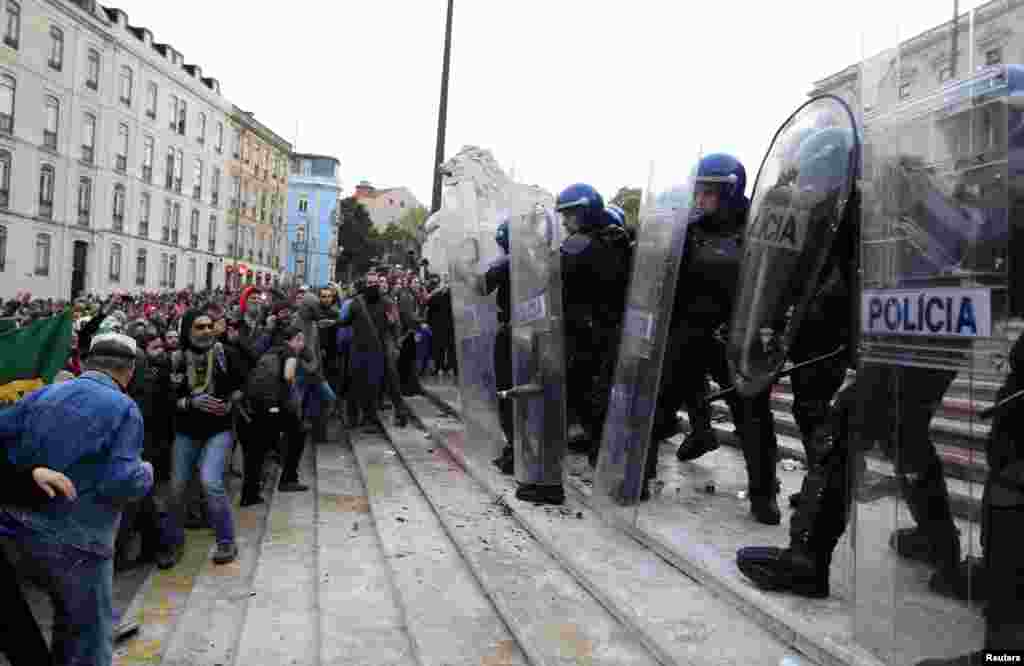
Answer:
[{"left": 431, "top": 0, "right": 454, "bottom": 213}]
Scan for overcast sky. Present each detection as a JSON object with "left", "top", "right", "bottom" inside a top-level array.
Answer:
[{"left": 113, "top": 0, "right": 990, "bottom": 207}]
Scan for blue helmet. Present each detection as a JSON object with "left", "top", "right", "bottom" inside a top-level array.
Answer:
[
  {"left": 555, "top": 183, "right": 605, "bottom": 228},
  {"left": 602, "top": 204, "right": 626, "bottom": 228},
  {"left": 495, "top": 217, "right": 510, "bottom": 253},
  {"left": 694, "top": 153, "right": 747, "bottom": 214}
]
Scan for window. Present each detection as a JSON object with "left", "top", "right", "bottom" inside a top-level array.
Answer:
[
  {"left": 109, "top": 243, "right": 121, "bottom": 282},
  {"left": 192, "top": 158, "right": 203, "bottom": 200},
  {"left": 81, "top": 113, "right": 96, "bottom": 164},
  {"left": 215, "top": 122, "right": 223, "bottom": 153},
  {"left": 142, "top": 136, "right": 153, "bottom": 183},
  {"left": 169, "top": 95, "right": 185, "bottom": 134},
  {"left": 0, "top": 150, "right": 9, "bottom": 209},
  {"left": 35, "top": 233, "right": 50, "bottom": 276},
  {"left": 172, "top": 203, "right": 181, "bottom": 244},
  {"left": 296, "top": 225, "right": 305, "bottom": 243},
  {"left": 188, "top": 257, "right": 196, "bottom": 289},
  {"left": 139, "top": 193, "right": 150, "bottom": 237},
  {"left": 196, "top": 112, "right": 205, "bottom": 144},
  {"left": 38, "top": 165, "right": 54, "bottom": 219},
  {"left": 208, "top": 215, "right": 216, "bottom": 252},
  {"left": 169, "top": 255, "right": 177, "bottom": 288},
  {"left": 119, "top": 66, "right": 132, "bottom": 107},
  {"left": 174, "top": 149, "right": 183, "bottom": 193},
  {"left": 0, "top": 224, "right": 5, "bottom": 271},
  {"left": 190, "top": 208, "right": 199, "bottom": 248},
  {"left": 298, "top": 197, "right": 308, "bottom": 213},
  {"left": 146, "top": 82, "right": 157, "bottom": 119},
  {"left": 232, "top": 128, "right": 240, "bottom": 158},
  {"left": 986, "top": 48, "right": 1003, "bottom": 66},
  {"left": 86, "top": 49, "right": 99, "bottom": 90},
  {"left": 135, "top": 249, "right": 146, "bottom": 286},
  {"left": 210, "top": 167, "right": 220, "bottom": 206},
  {"left": 4, "top": 1, "right": 19, "bottom": 49},
  {"left": 115, "top": 123, "right": 128, "bottom": 172},
  {"left": 112, "top": 184, "right": 125, "bottom": 231},
  {"left": 48, "top": 27, "right": 62, "bottom": 70},
  {"left": 162, "top": 200, "right": 171, "bottom": 242},
  {"left": 231, "top": 176, "right": 240, "bottom": 208},
  {"left": 164, "top": 147, "right": 174, "bottom": 190},
  {"left": 177, "top": 100, "right": 186, "bottom": 135},
  {"left": 159, "top": 253, "right": 168, "bottom": 287},
  {"left": 43, "top": 96, "right": 59, "bottom": 150},
  {"left": 0, "top": 74, "right": 14, "bottom": 134},
  {"left": 77, "top": 177, "right": 91, "bottom": 226},
  {"left": 898, "top": 82, "right": 911, "bottom": 99}
]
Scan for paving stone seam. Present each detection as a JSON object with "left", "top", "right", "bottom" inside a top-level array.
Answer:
[
  {"left": 417, "top": 387, "right": 884, "bottom": 666},
  {"left": 404, "top": 402, "right": 701, "bottom": 666},
  {"left": 380, "top": 421, "right": 659, "bottom": 666},
  {"left": 310, "top": 439, "right": 324, "bottom": 666}
]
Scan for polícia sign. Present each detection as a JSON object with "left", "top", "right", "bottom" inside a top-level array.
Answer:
[{"left": 861, "top": 288, "right": 991, "bottom": 338}]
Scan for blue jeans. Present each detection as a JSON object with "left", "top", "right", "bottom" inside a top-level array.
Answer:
[
  {"left": 10, "top": 539, "right": 113, "bottom": 666},
  {"left": 169, "top": 430, "right": 235, "bottom": 547}
]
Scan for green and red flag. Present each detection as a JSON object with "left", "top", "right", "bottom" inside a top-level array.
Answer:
[{"left": 0, "top": 309, "right": 74, "bottom": 406}]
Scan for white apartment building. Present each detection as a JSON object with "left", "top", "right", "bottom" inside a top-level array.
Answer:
[{"left": 0, "top": 0, "right": 233, "bottom": 300}]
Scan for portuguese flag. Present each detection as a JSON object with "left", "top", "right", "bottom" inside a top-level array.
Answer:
[{"left": 0, "top": 309, "right": 74, "bottom": 406}]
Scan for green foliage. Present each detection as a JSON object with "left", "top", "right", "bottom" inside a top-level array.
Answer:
[
  {"left": 336, "top": 197, "right": 380, "bottom": 276},
  {"left": 610, "top": 186, "right": 642, "bottom": 230}
]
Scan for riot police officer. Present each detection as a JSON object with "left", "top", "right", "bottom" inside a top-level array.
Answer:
[
  {"left": 651, "top": 154, "right": 781, "bottom": 522},
  {"left": 555, "top": 185, "right": 633, "bottom": 470},
  {"left": 485, "top": 219, "right": 515, "bottom": 474}
]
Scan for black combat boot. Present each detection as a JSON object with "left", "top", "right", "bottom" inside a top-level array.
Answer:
[
  {"left": 889, "top": 461, "right": 961, "bottom": 572},
  {"left": 493, "top": 444, "right": 514, "bottom": 475},
  {"left": 750, "top": 494, "right": 782, "bottom": 525},
  {"left": 515, "top": 483, "right": 565, "bottom": 505},
  {"left": 676, "top": 402, "right": 720, "bottom": 462}
]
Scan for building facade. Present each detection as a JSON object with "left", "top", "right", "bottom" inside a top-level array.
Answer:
[
  {"left": 811, "top": 0, "right": 1024, "bottom": 113},
  {"left": 224, "top": 107, "right": 290, "bottom": 290},
  {"left": 352, "top": 181, "right": 421, "bottom": 232},
  {"left": 0, "top": 0, "right": 236, "bottom": 300},
  {"left": 287, "top": 153, "right": 340, "bottom": 287}
]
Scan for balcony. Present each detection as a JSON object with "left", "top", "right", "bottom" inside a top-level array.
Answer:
[
  {"left": 211, "top": 192, "right": 219, "bottom": 206},
  {"left": 174, "top": 178, "right": 182, "bottom": 194},
  {"left": 81, "top": 145, "right": 94, "bottom": 165},
  {"left": 115, "top": 155, "right": 126, "bottom": 173},
  {"left": 0, "top": 113, "right": 11, "bottom": 134},
  {"left": 142, "top": 165, "right": 152, "bottom": 183},
  {"left": 190, "top": 235, "right": 198, "bottom": 249},
  {"left": 78, "top": 209, "right": 90, "bottom": 227},
  {"left": 193, "top": 185, "right": 202, "bottom": 201},
  {"left": 112, "top": 214, "right": 123, "bottom": 232},
  {"left": 139, "top": 222, "right": 149, "bottom": 238},
  {"left": 38, "top": 201, "right": 53, "bottom": 220},
  {"left": 43, "top": 130, "right": 57, "bottom": 151}
]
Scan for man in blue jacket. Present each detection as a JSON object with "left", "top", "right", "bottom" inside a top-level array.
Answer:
[{"left": 0, "top": 332, "right": 153, "bottom": 666}]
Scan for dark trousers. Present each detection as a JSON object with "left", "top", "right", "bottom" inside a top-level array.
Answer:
[
  {"left": 397, "top": 333, "right": 422, "bottom": 395},
  {"left": 0, "top": 544, "right": 50, "bottom": 666},
  {"left": 280, "top": 411, "right": 307, "bottom": 485},
  {"left": 494, "top": 325, "right": 514, "bottom": 447},
  {"left": 239, "top": 409, "right": 277, "bottom": 499}
]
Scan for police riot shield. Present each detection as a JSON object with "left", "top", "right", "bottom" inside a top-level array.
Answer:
[
  {"left": 507, "top": 190, "right": 566, "bottom": 487},
  {"left": 727, "top": 96, "right": 859, "bottom": 398},
  {"left": 851, "top": 18, "right": 1024, "bottom": 661},
  {"left": 591, "top": 171, "right": 695, "bottom": 521},
  {"left": 443, "top": 180, "right": 506, "bottom": 473}
]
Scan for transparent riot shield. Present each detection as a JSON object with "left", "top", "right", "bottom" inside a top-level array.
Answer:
[
  {"left": 852, "top": 14, "right": 1022, "bottom": 661},
  {"left": 728, "top": 95, "right": 858, "bottom": 398},
  {"left": 591, "top": 173, "right": 695, "bottom": 523},
  {"left": 443, "top": 181, "right": 506, "bottom": 473},
  {"left": 507, "top": 191, "right": 566, "bottom": 487}
]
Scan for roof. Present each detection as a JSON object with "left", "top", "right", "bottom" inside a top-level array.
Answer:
[{"left": 292, "top": 153, "right": 341, "bottom": 164}]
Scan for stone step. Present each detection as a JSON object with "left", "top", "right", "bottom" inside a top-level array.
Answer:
[
  {"left": 380, "top": 417, "right": 662, "bottom": 666},
  {"left": 776, "top": 372, "right": 1003, "bottom": 404},
  {"left": 154, "top": 464, "right": 282, "bottom": 666},
  {"left": 350, "top": 429, "right": 529, "bottom": 666},
  {"left": 315, "top": 434, "right": 416, "bottom": 666},
  {"left": 233, "top": 444, "right": 320, "bottom": 665},
  {"left": 407, "top": 392, "right": 805, "bottom": 666}
]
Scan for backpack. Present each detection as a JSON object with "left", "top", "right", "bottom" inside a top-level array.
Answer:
[{"left": 245, "top": 350, "right": 287, "bottom": 412}]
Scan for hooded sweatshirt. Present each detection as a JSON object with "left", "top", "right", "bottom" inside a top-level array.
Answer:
[{"left": 171, "top": 308, "right": 243, "bottom": 440}]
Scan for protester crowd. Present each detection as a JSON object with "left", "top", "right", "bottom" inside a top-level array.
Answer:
[{"left": 0, "top": 265, "right": 456, "bottom": 666}]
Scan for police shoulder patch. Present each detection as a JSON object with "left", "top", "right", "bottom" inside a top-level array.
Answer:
[{"left": 561, "top": 233, "right": 592, "bottom": 256}]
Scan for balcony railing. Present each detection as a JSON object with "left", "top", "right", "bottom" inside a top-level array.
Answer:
[
  {"left": 38, "top": 201, "right": 53, "bottom": 220},
  {"left": 115, "top": 155, "right": 126, "bottom": 173},
  {"left": 81, "top": 145, "right": 94, "bottom": 164},
  {"left": 78, "top": 209, "right": 90, "bottom": 226},
  {"left": 112, "top": 215, "right": 123, "bottom": 232},
  {"left": 43, "top": 130, "right": 57, "bottom": 150}
]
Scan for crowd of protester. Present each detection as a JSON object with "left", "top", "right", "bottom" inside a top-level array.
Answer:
[{"left": 0, "top": 263, "right": 457, "bottom": 666}]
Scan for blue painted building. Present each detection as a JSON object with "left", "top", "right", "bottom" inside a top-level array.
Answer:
[{"left": 287, "top": 153, "right": 342, "bottom": 286}]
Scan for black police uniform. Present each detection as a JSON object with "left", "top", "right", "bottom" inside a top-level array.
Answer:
[
  {"left": 485, "top": 253, "right": 515, "bottom": 472},
  {"left": 561, "top": 224, "right": 632, "bottom": 466},
  {"left": 652, "top": 205, "right": 781, "bottom": 522}
]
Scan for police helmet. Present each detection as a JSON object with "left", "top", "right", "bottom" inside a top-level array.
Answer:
[
  {"left": 495, "top": 216, "right": 510, "bottom": 253},
  {"left": 602, "top": 204, "right": 626, "bottom": 228},
  {"left": 794, "top": 127, "right": 855, "bottom": 198},
  {"left": 694, "top": 153, "right": 747, "bottom": 213},
  {"left": 555, "top": 183, "right": 605, "bottom": 228}
]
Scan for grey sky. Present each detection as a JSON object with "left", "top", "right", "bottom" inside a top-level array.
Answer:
[{"left": 113, "top": 1, "right": 989, "bottom": 207}]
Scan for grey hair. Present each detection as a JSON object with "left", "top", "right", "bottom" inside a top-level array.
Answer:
[{"left": 84, "top": 354, "right": 136, "bottom": 374}]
